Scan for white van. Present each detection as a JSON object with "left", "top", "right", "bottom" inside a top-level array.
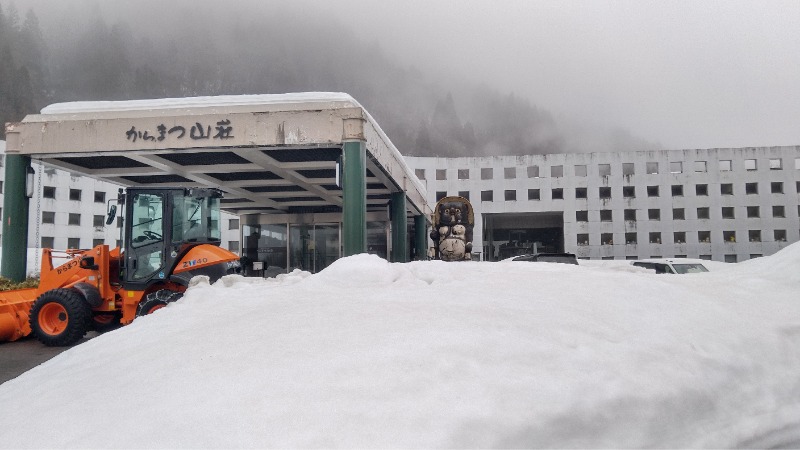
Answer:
[{"left": 631, "top": 258, "right": 709, "bottom": 274}]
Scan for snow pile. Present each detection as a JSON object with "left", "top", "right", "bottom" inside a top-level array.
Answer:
[{"left": 1, "top": 246, "right": 800, "bottom": 448}]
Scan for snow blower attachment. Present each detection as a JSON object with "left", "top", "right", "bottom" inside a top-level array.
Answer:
[{"left": 0, "top": 187, "right": 241, "bottom": 346}]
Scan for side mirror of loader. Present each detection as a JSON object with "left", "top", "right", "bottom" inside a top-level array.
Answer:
[{"left": 105, "top": 204, "right": 117, "bottom": 225}]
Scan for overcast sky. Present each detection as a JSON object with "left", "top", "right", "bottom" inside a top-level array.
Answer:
[
  {"left": 307, "top": 0, "right": 800, "bottom": 150},
  {"left": 13, "top": 0, "right": 800, "bottom": 150}
]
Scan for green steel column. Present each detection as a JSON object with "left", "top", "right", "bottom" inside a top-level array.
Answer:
[
  {"left": 342, "top": 141, "right": 367, "bottom": 256},
  {"left": 1, "top": 155, "right": 31, "bottom": 281},
  {"left": 390, "top": 192, "right": 408, "bottom": 262},
  {"left": 414, "top": 214, "right": 427, "bottom": 260}
]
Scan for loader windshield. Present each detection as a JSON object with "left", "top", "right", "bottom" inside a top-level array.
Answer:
[{"left": 171, "top": 191, "right": 222, "bottom": 244}]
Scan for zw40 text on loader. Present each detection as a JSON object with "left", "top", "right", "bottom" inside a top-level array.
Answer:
[{"left": 0, "top": 187, "right": 241, "bottom": 346}]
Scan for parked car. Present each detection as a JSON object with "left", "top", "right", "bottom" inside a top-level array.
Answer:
[
  {"left": 511, "top": 253, "right": 579, "bottom": 265},
  {"left": 631, "top": 258, "right": 709, "bottom": 274}
]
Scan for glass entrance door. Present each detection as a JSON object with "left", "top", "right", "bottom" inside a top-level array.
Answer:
[{"left": 289, "top": 223, "right": 340, "bottom": 273}]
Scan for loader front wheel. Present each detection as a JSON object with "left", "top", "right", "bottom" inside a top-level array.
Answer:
[
  {"left": 136, "top": 290, "right": 183, "bottom": 317},
  {"left": 30, "top": 289, "right": 92, "bottom": 347}
]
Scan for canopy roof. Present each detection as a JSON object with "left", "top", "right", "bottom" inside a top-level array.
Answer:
[{"left": 5, "top": 93, "right": 430, "bottom": 217}]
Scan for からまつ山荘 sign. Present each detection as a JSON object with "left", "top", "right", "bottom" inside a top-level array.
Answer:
[{"left": 125, "top": 120, "right": 234, "bottom": 143}]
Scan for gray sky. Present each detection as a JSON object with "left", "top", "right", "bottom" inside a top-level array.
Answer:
[{"left": 309, "top": 0, "right": 800, "bottom": 150}]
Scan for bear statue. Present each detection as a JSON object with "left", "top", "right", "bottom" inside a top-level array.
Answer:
[{"left": 429, "top": 196, "right": 474, "bottom": 261}]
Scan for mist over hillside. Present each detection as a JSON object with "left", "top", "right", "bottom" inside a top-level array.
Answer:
[{"left": 0, "top": 1, "right": 660, "bottom": 155}]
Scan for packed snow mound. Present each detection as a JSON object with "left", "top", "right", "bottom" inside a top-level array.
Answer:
[{"left": 1, "top": 251, "right": 800, "bottom": 448}]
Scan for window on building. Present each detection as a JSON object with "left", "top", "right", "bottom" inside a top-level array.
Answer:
[
  {"left": 625, "top": 232, "right": 637, "bottom": 244},
  {"left": 599, "top": 187, "right": 611, "bottom": 199},
  {"left": 674, "top": 232, "right": 686, "bottom": 244},
  {"left": 745, "top": 182, "right": 758, "bottom": 194},
  {"left": 42, "top": 211, "right": 56, "bottom": 224},
  {"left": 481, "top": 190, "right": 493, "bottom": 202},
  {"left": 505, "top": 190, "right": 517, "bottom": 201},
  {"left": 697, "top": 207, "right": 710, "bottom": 219},
  {"left": 228, "top": 241, "right": 240, "bottom": 253},
  {"left": 745, "top": 159, "right": 757, "bottom": 171},
  {"left": 623, "top": 186, "right": 635, "bottom": 198},
  {"left": 458, "top": 169, "right": 470, "bottom": 180},
  {"left": 722, "top": 207, "right": 735, "bottom": 219},
  {"left": 227, "top": 219, "right": 239, "bottom": 230},
  {"left": 67, "top": 238, "right": 81, "bottom": 249},
  {"left": 649, "top": 232, "right": 661, "bottom": 244},
  {"left": 622, "top": 163, "right": 635, "bottom": 176},
  {"left": 700, "top": 254, "right": 712, "bottom": 260},
  {"left": 504, "top": 167, "right": 516, "bottom": 179},
  {"left": 719, "top": 160, "right": 732, "bottom": 171},
  {"left": 574, "top": 165, "right": 587, "bottom": 177},
  {"left": 414, "top": 169, "right": 425, "bottom": 180},
  {"left": 673, "top": 208, "right": 685, "bottom": 220},
  {"left": 68, "top": 213, "right": 81, "bottom": 226},
  {"left": 624, "top": 209, "right": 636, "bottom": 221},
  {"left": 750, "top": 254, "right": 763, "bottom": 259},
  {"left": 551, "top": 165, "right": 563, "bottom": 178},
  {"left": 769, "top": 158, "right": 782, "bottom": 170},
  {"left": 723, "top": 231, "right": 736, "bottom": 243},
  {"left": 647, "top": 185, "right": 659, "bottom": 197},
  {"left": 93, "top": 238, "right": 105, "bottom": 247},
  {"left": 773, "top": 205, "right": 785, "bottom": 218},
  {"left": 436, "top": 191, "right": 447, "bottom": 201},
  {"left": 577, "top": 234, "right": 589, "bottom": 246},
  {"left": 117, "top": 217, "right": 123, "bottom": 229},
  {"left": 696, "top": 184, "right": 708, "bottom": 196},
  {"left": 725, "top": 254, "right": 738, "bottom": 263},
  {"left": 43, "top": 186, "right": 56, "bottom": 199},
  {"left": 670, "top": 161, "right": 682, "bottom": 173},
  {"left": 648, "top": 209, "right": 660, "bottom": 220},
  {"left": 552, "top": 188, "right": 564, "bottom": 200},
  {"left": 771, "top": 182, "right": 784, "bottom": 194},
  {"left": 458, "top": 191, "right": 470, "bottom": 200},
  {"left": 69, "top": 189, "right": 82, "bottom": 201},
  {"left": 721, "top": 183, "right": 733, "bottom": 195},
  {"left": 797, "top": 181, "right": 800, "bottom": 193},
  {"left": 748, "top": 230, "right": 761, "bottom": 242},
  {"left": 671, "top": 185, "right": 683, "bottom": 196},
  {"left": 796, "top": 158, "right": 800, "bottom": 170},
  {"left": 775, "top": 230, "right": 787, "bottom": 242},
  {"left": 575, "top": 188, "right": 587, "bottom": 199},
  {"left": 436, "top": 169, "right": 446, "bottom": 180},
  {"left": 93, "top": 215, "right": 105, "bottom": 227},
  {"left": 116, "top": 240, "right": 122, "bottom": 248},
  {"left": 527, "top": 165, "right": 539, "bottom": 178},
  {"left": 600, "top": 210, "right": 612, "bottom": 221},
  {"left": 746, "top": 206, "right": 760, "bottom": 218},
  {"left": 41, "top": 236, "right": 55, "bottom": 248},
  {"left": 528, "top": 189, "right": 540, "bottom": 200},
  {"left": 94, "top": 191, "right": 106, "bottom": 203},
  {"left": 598, "top": 164, "right": 611, "bottom": 177},
  {"left": 601, "top": 233, "right": 614, "bottom": 245},
  {"left": 481, "top": 168, "right": 493, "bottom": 180},
  {"left": 646, "top": 162, "right": 658, "bottom": 174},
  {"left": 576, "top": 211, "right": 589, "bottom": 222},
  {"left": 698, "top": 231, "right": 711, "bottom": 243},
  {"left": 694, "top": 161, "right": 707, "bottom": 172}
]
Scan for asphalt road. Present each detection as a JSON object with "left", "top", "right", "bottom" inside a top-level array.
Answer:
[{"left": 0, "top": 332, "right": 97, "bottom": 385}]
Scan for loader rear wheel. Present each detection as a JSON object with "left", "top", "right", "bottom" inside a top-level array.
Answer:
[
  {"left": 30, "top": 289, "right": 92, "bottom": 347},
  {"left": 136, "top": 290, "right": 183, "bottom": 317}
]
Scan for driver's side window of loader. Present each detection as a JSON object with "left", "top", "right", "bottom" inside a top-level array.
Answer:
[{"left": 131, "top": 193, "right": 164, "bottom": 249}]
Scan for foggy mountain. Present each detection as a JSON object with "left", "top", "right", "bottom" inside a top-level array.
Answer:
[{"left": 0, "top": 1, "right": 660, "bottom": 155}]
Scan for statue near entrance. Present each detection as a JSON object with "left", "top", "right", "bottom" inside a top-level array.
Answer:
[{"left": 430, "top": 196, "right": 474, "bottom": 261}]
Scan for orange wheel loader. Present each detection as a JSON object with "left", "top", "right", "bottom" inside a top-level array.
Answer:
[{"left": 0, "top": 187, "right": 241, "bottom": 346}]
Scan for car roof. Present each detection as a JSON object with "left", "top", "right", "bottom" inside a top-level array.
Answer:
[{"left": 633, "top": 258, "right": 708, "bottom": 265}]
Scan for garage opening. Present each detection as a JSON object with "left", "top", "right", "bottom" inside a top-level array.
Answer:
[{"left": 482, "top": 212, "right": 565, "bottom": 261}]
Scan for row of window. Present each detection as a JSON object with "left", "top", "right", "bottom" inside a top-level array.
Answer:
[
  {"left": 586, "top": 255, "right": 754, "bottom": 263},
  {"left": 576, "top": 229, "right": 790, "bottom": 246},
  {"left": 39, "top": 214, "right": 241, "bottom": 230},
  {"left": 38, "top": 237, "right": 242, "bottom": 253},
  {"left": 574, "top": 205, "right": 797, "bottom": 222},
  {"left": 436, "top": 181, "right": 800, "bottom": 202},
  {"left": 41, "top": 187, "right": 108, "bottom": 202},
  {"left": 418, "top": 157, "right": 800, "bottom": 180}
]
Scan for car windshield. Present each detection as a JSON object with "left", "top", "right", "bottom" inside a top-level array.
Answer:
[
  {"left": 672, "top": 263, "right": 709, "bottom": 274},
  {"left": 536, "top": 255, "right": 578, "bottom": 264}
]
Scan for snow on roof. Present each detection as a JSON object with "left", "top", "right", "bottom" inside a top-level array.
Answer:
[
  {"left": 40, "top": 92, "right": 361, "bottom": 115},
  {"left": 1, "top": 244, "right": 798, "bottom": 447}
]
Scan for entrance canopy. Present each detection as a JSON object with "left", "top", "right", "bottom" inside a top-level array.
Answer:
[{"left": 4, "top": 93, "right": 430, "bottom": 218}]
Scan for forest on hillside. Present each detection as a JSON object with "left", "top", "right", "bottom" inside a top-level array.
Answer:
[{"left": 0, "top": 2, "right": 656, "bottom": 156}]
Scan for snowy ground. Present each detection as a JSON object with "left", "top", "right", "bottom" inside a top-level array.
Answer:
[{"left": 1, "top": 244, "right": 799, "bottom": 448}]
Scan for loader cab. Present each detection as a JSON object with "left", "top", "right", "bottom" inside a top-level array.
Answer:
[{"left": 120, "top": 187, "right": 223, "bottom": 290}]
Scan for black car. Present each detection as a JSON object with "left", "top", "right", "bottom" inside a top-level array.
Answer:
[{"left": 511, "top": 253, "right": 579, "bottom": 265}]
